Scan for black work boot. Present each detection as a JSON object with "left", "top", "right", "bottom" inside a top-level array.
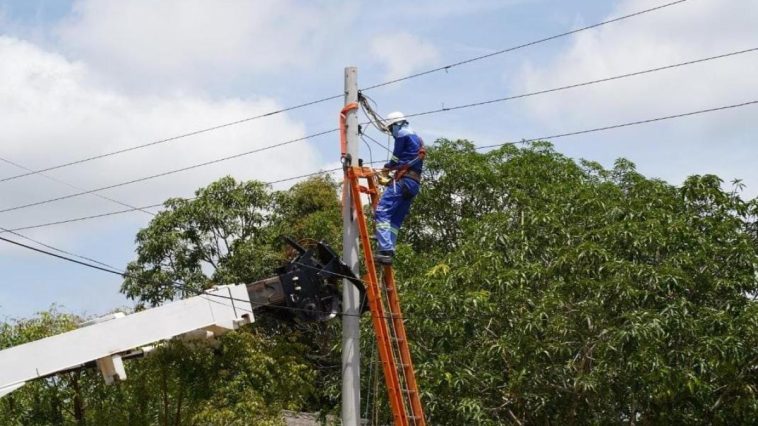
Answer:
[{"left": 374, "top": 250, "right": 394, "bottom": 265}]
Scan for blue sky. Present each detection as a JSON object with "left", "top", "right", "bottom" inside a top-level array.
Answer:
[{"left": 1, "top": 0, "right": 756, "bottom": 319}]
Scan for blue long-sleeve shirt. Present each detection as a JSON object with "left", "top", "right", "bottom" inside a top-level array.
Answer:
[{"left": 385, "top": 126, "right": 424, "bottom": 174}]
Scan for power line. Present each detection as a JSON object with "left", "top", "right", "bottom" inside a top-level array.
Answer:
[
  {"left": 400, "top": 47, "right": 758, "bottom": 121},
  {"left": 7, "top": 45, "right": 747, "bottom": 217},
  {"left": 353, "top": 48, "right": 758, "bottom": 166},
  {"left": 2, "top": 167, "right": 345, "bottom": 233},
  {"left": 3, "top": 203, "right": 166, "bottom": 233},
  {"left": 0, "top": 94, "right": 344, "bottom": 185},
  {"left": 0, "top": 155, "right": 156, "bottom": 217},
  {"left": 0, "top": 0, "right": 687, "bottom": 186},
  {"left": 362, "top": 0, "right": 690, "bottom": 90},
  {"left": 476, "top": 100, "right": 758, "bottom": 150},
  {"left": 0, "top": 232, "right": 377, "bottom": 320},
  {"left": 0, "top": 234, "right": 124, "bottom": 276},
  {"left": 360, "top": 131, "right": 392, "bottom": 154},
  {"left": 0, "top": 129, "right": 339, "bottom": 214},
  {"left": 5, "top": 97, "right": 756, "bottom": 228},
  {"left": 0, "top": 226, "right": 120, "bottom": 270},
  {"left": 6, "top": 102, "right": 755, "bottom": 303},
  {"left": 0, "top": 230, "right": 312, "bottom": 317},
  {"left": 2, "top": 49, "right": 751, "bottom": 229}
]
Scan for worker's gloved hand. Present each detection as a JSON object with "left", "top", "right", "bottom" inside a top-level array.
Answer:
[{"left": 377, "top": 168, "right": 392, "bottom": 186}]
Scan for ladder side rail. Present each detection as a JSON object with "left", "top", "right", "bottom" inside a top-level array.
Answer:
[
  {"left": 363, "top": 166, "right": 423, "bottom": 424},
  {"left": 380, "top": 267, "right": 415, "bottom": 420},
  {"left": 349, "top": 170, "right": 409, "bottom": 426},
  {"left": 383, "top": 266, "right": 426, "bottom": 425}
]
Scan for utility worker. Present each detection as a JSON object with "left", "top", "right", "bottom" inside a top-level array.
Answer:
[{"left": 374, "top": 111, "right": 424, "bottom": 265}]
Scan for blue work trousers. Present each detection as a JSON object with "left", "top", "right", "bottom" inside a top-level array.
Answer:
[{"left": 375, "top": 178, "right": 420, "bottom": 253}]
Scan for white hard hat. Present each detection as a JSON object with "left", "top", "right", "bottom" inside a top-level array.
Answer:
[{"left": 385, "top": 111, "right": 407, "bottom": 127}]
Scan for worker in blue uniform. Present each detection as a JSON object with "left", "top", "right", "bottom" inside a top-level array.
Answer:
[{"left": 374, "top": 111, "right": 425, "bottom": 265}]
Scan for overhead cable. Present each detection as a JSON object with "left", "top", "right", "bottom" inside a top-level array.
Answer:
[
  {"left": 0, "top": 233, "right": 378, "bottom": 320},
  {"left": 6, "top": 46, "right": 750, "bottom": 217},
  {"left": 0, "top": 225, "right": 120, "bottom": 270},
  {"left": 361, "top": 0, "right": 690, "bottom": 90},
  {"left": 2, "top": 167, "right": 345, "bottom": 232},
  {"left": 0, "top": 234, "right": 124, "bottom": 276},
  {"left": 400, "top": 47, "right": 758, "bottom": 121},
  {"left": 4, "top": 203, "right": 166, "bottom": 233},
  {"left": 0, "top": 155, "right": 156, "bottom": 216},
  {"left": 0, "top": 129, "right": 338, "bottom": 214},
  {"left": 476, "top": 100, "right": 758, "bottom": 150},
  {"left": 0, "top": 0, "right": 688, "bottom": 184},
  {"left": 0, "top": 95, "right": 344, "bottom": 184}
]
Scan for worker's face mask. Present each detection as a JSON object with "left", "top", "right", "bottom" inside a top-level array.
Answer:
[{"left": 390, "top": 123, "right": 403, "bottom": 138}]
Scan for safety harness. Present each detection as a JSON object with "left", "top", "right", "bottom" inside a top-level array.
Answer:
[
  {"left": 356, "top": 92, "right": 426, "bottom": 183},
  {"left": 392, "top": 137, "right": 425, "bottom": 183}
]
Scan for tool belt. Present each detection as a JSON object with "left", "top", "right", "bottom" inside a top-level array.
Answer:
[{"left": 396, "top": 169, "right": 422, "bottom": 183}]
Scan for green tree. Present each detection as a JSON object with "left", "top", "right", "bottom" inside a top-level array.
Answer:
[
  {"left": 0, "top": 175, "right": 344, "bottom": 425},
  {"left": 0, "top": 309, "right": 314, "bottom": 425},
  {"left": 119, "top": 174, "right": 346, "bottom": 419},
  {"left": 0, "top": 308, "right": 82, "bottom": 425},
  {"left": 6, "top": 140, "right": 757, "bottom": 424},
  {"left": 397, "top": 140, "right": 758, "bottom": 424},
  {"left": 121, "top": 175, "right": 343, "bottom": 307},
  {"left": 121, "top": 177, "right": 276, "bottom": 306}
]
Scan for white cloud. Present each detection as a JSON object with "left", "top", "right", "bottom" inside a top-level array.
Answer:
[
  {"left": 371, "top": 32, "right": 440, "bottom": 81},
  {"left": 54, "top": 0, "right": 351, "bottom": 90},
  {"left": 511, "top": 0, "right": 758, "bottom": 196},
  {"left": 374, "top": 0, "right": 530, "bottom": 21},
  {"left": 0, "top": 35, "right": 324, "bottom": 246}
]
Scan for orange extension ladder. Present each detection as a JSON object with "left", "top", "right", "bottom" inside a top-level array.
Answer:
[{"left": 345, "top": 164, "right": 426, "bottom": 426}]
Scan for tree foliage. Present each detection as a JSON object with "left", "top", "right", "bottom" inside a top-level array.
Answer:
[
  {"left": 3, "top": 140, "right": 757, "bottom": 424},
  {"left": 0, "top": 313, "right": 313, "bottom": 425},
  {"left": 121, "top": 175, "right": 342, "bottom": 307},
  {"left": 399, "top": 140, "right": 758, "bottom": 424}
]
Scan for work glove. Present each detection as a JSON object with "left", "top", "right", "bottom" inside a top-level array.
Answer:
[{"left": 377, "top": 168, "right": 392, "bottom": 186}]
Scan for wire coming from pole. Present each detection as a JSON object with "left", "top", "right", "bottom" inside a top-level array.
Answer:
[
  {"left": 5, "top": 96, "right": 757, "bottom": 231},
  {"left": 0, "top": 95, "right": 344, "bottom": 185},
  {"left": 0, "top": 129, "right": 339, "bottom": 214},
  {"left": 0, "top": 0, "right": 688, "bottom": 186},
  {"left": 1, "top": 164, "right": 364, "bottom": 233},
  {"left": 475, "top": 100, "right": 758, "bottom": 151},
  {"left": 0, "top": 225, "right": 121, "bottom": 270},
  {"left": 0, "top": 232, "right": 393, "bottom": 320},
  {"left": 379, "top": 48, "right": 758, "bottom": 123},
  {"left": 2, "top": 202, "right": 166, "bottom": 233},
  {"left": 6, "top": 46, "right": 751, "bottom": 217},
  {"left": 361, "top": 0, "right": 690, "bottom": 90},
  {"left": 0, "top": 155, "right": 156, "bottom": 217}
]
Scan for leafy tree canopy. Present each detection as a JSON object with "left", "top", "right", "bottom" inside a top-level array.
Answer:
[
  {"left": 3, "top": 140, "right": 757, "bottom": 424},
  {"left": 121, "top": 175, "right": 342, "bottom": 307},
  {"left": 398, "top": 140, "right": 758, "bottom": 424}
]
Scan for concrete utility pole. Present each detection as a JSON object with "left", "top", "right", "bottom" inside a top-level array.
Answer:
[{"left": 341, "top": 66, "right": 362, "bottom": 425}]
